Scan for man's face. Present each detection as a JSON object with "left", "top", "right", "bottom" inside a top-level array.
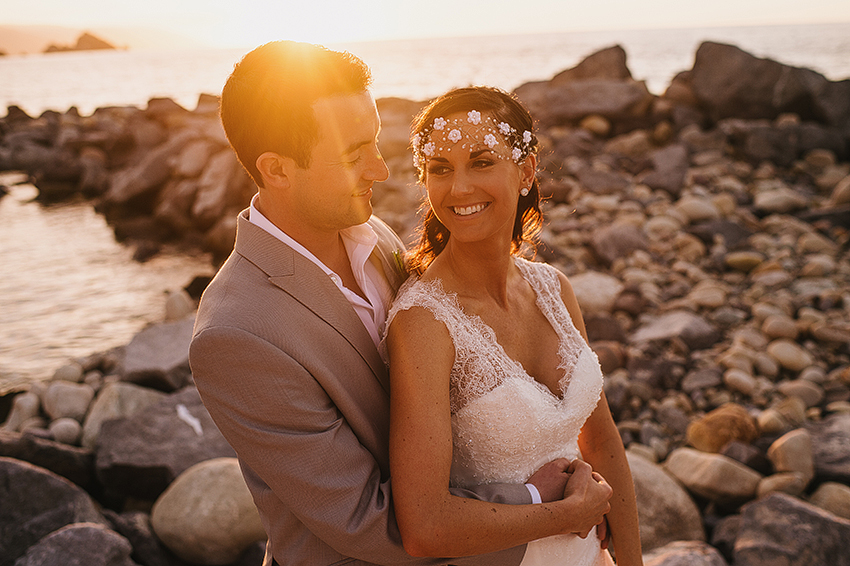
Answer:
[{"left": 287, "top": 91, "right": 389, "bottom": 235}]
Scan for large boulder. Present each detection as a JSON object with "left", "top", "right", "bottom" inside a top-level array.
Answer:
[
  {"left": 663, "top": 448, "right": 762, "bottom": 506},
  {"left": 95, "top": 386, "right": 235, "bottom": 500},
  {"left": 0, "top": 430, "right": 96, "bottom": 491},
  {"left": 734, "top": 493, "right": 850, "bottom": 566},
  {"left": 0, "top": 457, "right": 107, "bottom": 566},
  {"left": 151, "top": 457, "right": 266, "bottom": 565},
  {"left": 82, "top": 381, "right": 168, "bottom": 449},
  {"left": 13, "top": 523, "right": 139, "bottom": 566},
  {"left": 627, "top": 451, "right": 705, "bottom": 553}
]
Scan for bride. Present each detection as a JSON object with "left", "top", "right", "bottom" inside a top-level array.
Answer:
[{"left": 384, "top": 86, "right": 643, "bottom": 566}]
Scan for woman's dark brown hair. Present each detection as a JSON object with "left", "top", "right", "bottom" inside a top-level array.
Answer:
[{"left": 406, "top": 86, "right": 542, "bottom": 275}]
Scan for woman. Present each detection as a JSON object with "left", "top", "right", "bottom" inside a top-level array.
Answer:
[{"left": 384, "top": 87, "right": 643, "bottom": 566}]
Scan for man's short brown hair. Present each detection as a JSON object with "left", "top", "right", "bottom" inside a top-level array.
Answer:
[{"left": 220, "top": 40, "right": 372, "bottom": 186}]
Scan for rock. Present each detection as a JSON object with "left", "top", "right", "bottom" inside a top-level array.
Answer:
[
  {"left": 641, "top": 144, "right": 689, "bottom": 196},
  {"left": 95, "top": 386, "right": 235, "bottom": 500},
  {"left": 42, "top": 381, "right": 95, "bottom": 422},
  {"left": 590, "top": 222, "right": 650, "bottom": 266},
  {"left": 806, "top": 413, "right": 850, "bottom": 483},
  {"left": 569, "top": 271, "right": 625, "bottom": 314},
  {"left": 49, "top": 417, "right": 82, "bottom": 445},
  {"left": 753, "top": 187, "right": 809, "bottom": 214},
  {"left": 164, "top": 288, "right": 195, "bottom": 321},
  {"left": 643, "top": 540, "right": 728, "bottom": 566},
  {"left": 631, "top": 310, "right": 721, "bottom": 351},
  {"left": 575, "top": 166, "right": 631, "bottom": 195},
  {"left": 686, "top": 403, "right": 759, "bottom": 453},
  {"left": 723, "top": 368, "right": 758, "bottom": 396},
  {"left": 778, "top": 379, "right": 824, "bottom": 407},
  {"left": 121, "top": 315, "right": 195, "bottom": 391},
  {"left": 82, "top": 381, "right": 168, "bottom": 449},
  {"left": 767, "top": 339, "right": 815, "bottom": 373},
  {"left": 13, "top": 522, "right": 138, "bottom": 566},
  {"left": 1, "top": 391, "right": 40, "bottom": 432},
  {"left": 724, "top": 251, "right": 765, "bottom": 272},
  {"left": 191, "top": 149, "right": 241, "bottom": 229},
  {"left": 102, "top": 510, "right": 171, "bottom": 566},
  {"left": 151, "top": 458, "right": 266, "bottom": 565},
  {"left": 551, "top": 45, "right": 632, "bottom": 83},
  {"left": 664, "top": 447, "right": 762, "bottom": 505},
  {"left": 757, "top": 472, "right": 808, "bottom": 497},
  {"left": 734, "top": 493, "right": 850, "bottom": 566},
  {"left": 578, "top": 114, "right": 611, "bottom": 136},
  {"left": 627, "top": 452, "right": 705, "bottom": 553},
  {"left": 756, "top": 408, "right": 789, "bottom": 435},
  {"left": 0, "top": 457, "right": 107, "bottom": 566},
  {"left": 675, "top": 195, "right": 721, "bottom": 224},
  {"left": 832, "top": 175, "right": 850, "bottom": 205},
  {"left": 809, "top": 482, "right": 850, "bottom": 520},
  {"left": 52, "top": 361, "right": 84, "bottom": 382},
  {"left": 0, "top": 430, "right": 96, "bottom": 490},
  {"left": 761, "top": 314, "right": 798, "bottom": 340}
]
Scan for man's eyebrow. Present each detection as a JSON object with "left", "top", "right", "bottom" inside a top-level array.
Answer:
[{"left": 343, "top": 126, "right": 381, "bottom": 155}]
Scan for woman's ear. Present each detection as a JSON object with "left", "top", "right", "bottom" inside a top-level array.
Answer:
[
  {"left": 519, "top": 154, "right": 537, "bottom": 188},
  {"left": 256, "top": 152, "right": 292, "bottom": 190}
]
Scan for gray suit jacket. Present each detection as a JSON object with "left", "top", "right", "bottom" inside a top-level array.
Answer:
[{"left": 190, "top": 209, "right": 529, "bottom": 566}]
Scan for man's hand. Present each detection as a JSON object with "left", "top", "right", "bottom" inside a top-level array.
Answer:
[
  {"left": 562, "top": 460, "right": 612, "bottom": 538},
  {"left": 526, "top": 458, "right": 572, "bottom": 503}
]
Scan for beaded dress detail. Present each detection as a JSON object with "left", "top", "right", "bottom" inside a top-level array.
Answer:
[{"left": 385, "top": 258, "right": 611, "bottom": 566}]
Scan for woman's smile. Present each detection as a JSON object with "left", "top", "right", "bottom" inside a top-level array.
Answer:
[{"left": 452, "top": 203, "right": 489, "bottom": 216}]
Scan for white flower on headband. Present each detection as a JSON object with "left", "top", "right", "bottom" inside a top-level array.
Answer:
[
  {"left": 512, "top": 147, "right": 522, "bottom": 161},
  {"left": 498, "top": 122, "right": 511, "bottom": 135},
  {"left": 484, "top": 134, "right": 498, "bottom": 148},
  {"left": 447, "top": 129, "right": 462, "bottom": 143},
  {"left": 523, "top": 130, "right": 532, "bottom": 144},
  {"left": 467, "top": 111, "right": 481, "bottom": 125},
  {"left": 423, "top": 142, "right": 435, "bottom": 156},
  {"left": 433, "top": 117, "right": 447, "bottom": 130}
]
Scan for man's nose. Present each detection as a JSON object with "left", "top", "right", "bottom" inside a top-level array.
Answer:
[{"left": 367, "top": 150, "right": 389, "bottom": 182}]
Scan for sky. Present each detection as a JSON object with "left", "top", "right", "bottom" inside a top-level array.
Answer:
[{"left": 4, "top": 0, "right": 850, "bottom": 49}]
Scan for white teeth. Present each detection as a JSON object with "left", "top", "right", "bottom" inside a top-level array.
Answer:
[{"left": 453, "top": 204, "right": 486, "bottom": 216}]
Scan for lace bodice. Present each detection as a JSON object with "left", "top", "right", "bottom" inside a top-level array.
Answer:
[{"left": 384, "top": 258, "right": 604, "bottom": 487}]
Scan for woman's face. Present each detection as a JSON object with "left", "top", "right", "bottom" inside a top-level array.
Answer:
[{"left": 420, "top": 111, "right": 534, "bottom": 246}]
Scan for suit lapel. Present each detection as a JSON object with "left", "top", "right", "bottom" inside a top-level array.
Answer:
[{"left": 233, "top": 210, "right": 389, "bottom": 392}]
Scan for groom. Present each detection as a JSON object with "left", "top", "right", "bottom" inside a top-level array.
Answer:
[{"left": 190, "top": 40, "right": 607, "bottom": 566}]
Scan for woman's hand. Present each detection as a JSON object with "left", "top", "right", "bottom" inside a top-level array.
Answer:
[{"left": 562, "top": 459, "right": 612, "bottom": 538}]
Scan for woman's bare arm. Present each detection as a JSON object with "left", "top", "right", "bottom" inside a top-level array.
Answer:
[{"left": 387, "top": 306, "right": 612, "bottom": 558}]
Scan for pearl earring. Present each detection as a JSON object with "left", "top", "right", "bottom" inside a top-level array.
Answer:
[{"left": 520, "top": 186, "right": 530, "bottom": 197}]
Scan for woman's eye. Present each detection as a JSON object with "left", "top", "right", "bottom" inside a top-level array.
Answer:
[
  {"left": 428, "top": 165, "right": 450, "bottom": 176},
  {"left": 473, "top": 159, "right": 494, "bottom": 169}
]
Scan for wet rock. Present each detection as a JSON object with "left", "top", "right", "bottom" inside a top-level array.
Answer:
[{"left": 151, "top": 457, "right": 266, "bottom": 565}]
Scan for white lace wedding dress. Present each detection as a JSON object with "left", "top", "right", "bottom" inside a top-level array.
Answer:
[{"left": 386, "top": 258, "right": 614, "bottom": 566}]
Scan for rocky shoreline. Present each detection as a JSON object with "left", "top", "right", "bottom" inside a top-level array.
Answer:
[{"left": 1, "top": 41, "right": 849, "bottom": 566}]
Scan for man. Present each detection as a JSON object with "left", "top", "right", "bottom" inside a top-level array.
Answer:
[{"left": 190, "top": 41, "right": 607, "bottom": 566}]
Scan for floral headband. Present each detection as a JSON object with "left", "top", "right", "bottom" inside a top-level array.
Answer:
[{"left": 412, "top": 110, "right": 535, "bottom": 174}]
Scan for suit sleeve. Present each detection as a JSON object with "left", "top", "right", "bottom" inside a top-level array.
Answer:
[{"left": 190, "top": 325, "right": 529, "bottom": 566}]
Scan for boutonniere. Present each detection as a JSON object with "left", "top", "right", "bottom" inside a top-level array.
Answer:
[{"left": 391, "top": 249, "right": 406, "bottom": 276}]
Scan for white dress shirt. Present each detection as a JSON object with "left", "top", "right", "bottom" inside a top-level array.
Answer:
[{"left": 248, "top": 195, "right": 393, "bottom": 348}]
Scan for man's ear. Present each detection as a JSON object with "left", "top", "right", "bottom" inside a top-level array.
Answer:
[{"left": 256, "top": 152, "right": 293, "bottom": 190}]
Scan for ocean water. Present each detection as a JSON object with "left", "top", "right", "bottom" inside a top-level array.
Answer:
[
  {"left": 0, "top": 23, "right": 848, "bottom": 116},
  {"left": 0, "top": 23, "right": 848, "bottom": 389}
]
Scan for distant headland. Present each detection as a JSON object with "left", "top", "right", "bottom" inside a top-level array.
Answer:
[{"left": 42, "top": 32, "right": 118, "bottom": 53}]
